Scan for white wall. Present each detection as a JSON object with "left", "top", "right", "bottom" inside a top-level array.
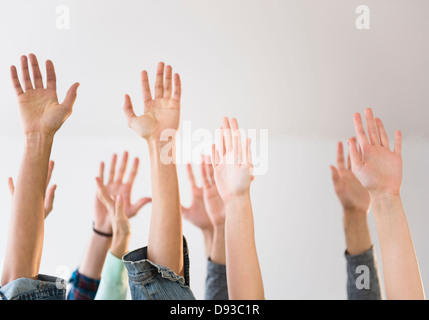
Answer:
[{"left": 0, "top": 0, "right": 428, "bottom": 299}]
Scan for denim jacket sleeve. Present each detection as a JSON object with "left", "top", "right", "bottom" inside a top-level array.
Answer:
[
  {"left": 95, "top": 251, "right": 128, "bottom": 300},
  {"left": 345, "top": 246, "right": 382, "bottom": 300},
  {"left": 205, "top": 258, "right": 229, "bottom": 300}
]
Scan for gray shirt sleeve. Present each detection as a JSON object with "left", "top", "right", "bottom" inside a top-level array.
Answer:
[
  {"left": 345, "top": 247, "right": 382, "bottom": 300},
  {"left": 205, "top": 258, "right": 229, "bottom": 300}
]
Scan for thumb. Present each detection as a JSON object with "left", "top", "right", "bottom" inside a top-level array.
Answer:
[
  {"left": 130, "top": 197, "right": 152, "bottom": 215},
  {"left": 62, "top": 82, "right": 80, "bottom": 109}
]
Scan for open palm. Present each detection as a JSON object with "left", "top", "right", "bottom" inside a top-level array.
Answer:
[
  {"left": 94, "top": 152, "right": 151, "bottom": 234},
  {"left": 123, "top": 62, "right": 181, "bottom": 141},
  {"left": 11, "top": 54, "right": 79, "bottom": 135}
]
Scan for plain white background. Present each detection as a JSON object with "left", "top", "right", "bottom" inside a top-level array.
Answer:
[{"left": 0, "top": 0, "right": 428, "bottom": 299}]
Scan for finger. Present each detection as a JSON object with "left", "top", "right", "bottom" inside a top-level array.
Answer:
[
  {"left": 115, "top": 151, "right": 129, "bottom": 183},
  {"left": 233, "top": 136, "right": 239, "bottom": 165},
  {"left": 99, "top": 161, "right": 105, "bottom": 184},
  {"left": 205, "top": 155, "right": 215, "bottom": 183},
  {"left": 200, "top": 160, "right": 211, "bottom": 188},
  {"left": 394, "top": 130, "right": 402, "bottom": 155},
  {"left": 115, "top": 195, "right": 126, "bottom": 220},
  {"left": 28, "top": 54, "right": 44, "bottom": 89},
  {"left": 126, "top": 157, "right": 139, "bottom": 185},
  {"left": 155, "top": 62, "right": 165, "bottom": 99},
  {"left": 108, "top": 154, "right": 118, "bottom": 183},
  {"left": 348, "top": 138, "right": 363, "bottom": 170},
  {"left": 347, "top": 153, "right": 351, "bottom": 170},
  {"left": 375, "top": 118, "right": 390, "bottom": 148},
  {"left": 62, "top": 82, "right": 80, "bottom": 109},
  {"left": 45, "top": 160, "right": 55, "bottom": 189},
  {"left": 230, "top": 118, "right": 243, "bottom": 164},
  {"left": 245, "top": 138, "right": 253, "bottom": 166},
  {"left": 354, "top": 137, "right": 363, "bottom": 160},
  {"left": 218, "top": 127, "right": 225, "bottom": 157},
  {"left": 364, "top": 108, "right": 380, "bottom": 145},
  {"left": 44, "top": 184, "right": 57, "bottom": 218},
  {"left": 336, "top": 142, "right": 346, "bottom": 170},
  {"left": 222, "top": 117, "right": 233, "bottom": 152},
  {"left": 353, "top": 112, "right": 370, "bottom": 149},
  {"left": 95, "top": 177, "right": 114, "bottom": 210},
  {"left": 212, "top": 144, "right": 220, "bottom": 166},
  {"left": 10, "top": 66, "right": 23, "bottom": 96},
  {"left": 20, "top": 55, "right": 33, "bottom": 91},
  {"left": 172, "top": 73, "right": 181, "bottom": 102},
  {"left": 130, "top": 197, "right": 152, "bottom": 214},
  {"left": 186, "top": 163, "right": 197, "bottom": 188},
  {"left": 7, "top": 177, "right": 15, "bottom": 196},
  {"left": 330, "top": 165, "right": 340, "bottom": 184},
  {"left": 141, "top": 71, "right": 152, "bottom": 104},
  {"left": 123, "top": 94, "right": 137, "bottom": 128},
  {"left": 163, "top": 65, "right": 173, "bottom": 98},
  {"left": 45, "top": 60, "right": 57, "bottom": 90}
]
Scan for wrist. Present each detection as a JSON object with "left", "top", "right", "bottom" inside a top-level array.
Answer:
[
  {"left": 25, "top": 132, "right": 54, "bottom": 148},
  {"left": 110, "top": 235, "right": 130, "bottom": 259},
  {"left": 148, "top": 137, "right": 178, "bottom": 165},
  {"left": 224, "top": 191, "right": 251, "bottom": 208},
  {"left": 93, "top": 221, "right": 113, "bottom": 235},
  {"left": 213, "top": 223, "right": 225, "bottom": 234},
  {"left": 343, "top": 208, "right": 369, "bottom": 221},
  {"left": 370, "top": 192, "right": 401, "bottom": 202}
]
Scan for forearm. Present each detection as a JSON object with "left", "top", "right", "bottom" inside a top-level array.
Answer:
[
  {"left": 110, "top": 234, "right": 130, "bottom": 260},
  {"left": 1, "top": 133, "right": 53, "bottom": 285},
  {"left": 225, "top": 193, "right": 264, "bottom": 300},
  {"left": 372, "top": 194, "right": 425, "bottom": 300},
  {"left": 343, "top": 210, "right": 372, "bottom": 255},
  {"left": 210, "top": 225, "right": 226, "bottom": 265},
  {"left": 78, "top": 233, "right": 112, "bottom": 279},
  {"left": 202, "top": 227, "right": 214, "bottom": 258},
  {"left": 147, "top": 139, "right": 183, "bottom": 276}
]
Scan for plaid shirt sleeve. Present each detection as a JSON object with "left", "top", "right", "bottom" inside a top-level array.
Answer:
[{"left": 67, "top": 269, "right": 100, "bottom": 300}]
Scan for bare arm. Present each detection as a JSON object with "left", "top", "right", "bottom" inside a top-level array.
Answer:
[
  {"left": 212, "top": 117, "right": 264, "bottom": 300},
  {"left": 1, "top": 54, "right": 79, "bottom": 285},
  {"left": 182, "top": 163, "right": 214, "bottom": 258},
  {"left": 123, "top": 63, "right": 184, "bottom": 276},
  {"left": 349, "top": 108, "right": 425, "bottom": 300},
  {"left": 330, "top": 140, "right": 372, "bottom": 255},
  {"left": 79, "top": 152, "right": 150, "bottom": 279}
]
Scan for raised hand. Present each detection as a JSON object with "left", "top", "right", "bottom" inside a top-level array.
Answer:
[
  {"left": 347, "top": 108, "right": 424, "bottom": 300},
  {"left": 330, "top": 140, "right": 370, "bottom": 214},
  {"left": 123, "top": 62, "right": 181, "bottom": 142},
  {"left": 201, "top": 156, "right": 226, "bottom": 227},
  {"left": 211, "top": 117, "right": 253, "bottom": 204},
  {"left": 182, "top": 163, "right": 213, "bottom": 229},
  {"left": 95, "top": 180, "right": 131, "bottom": 259},
  {"left": 211, "top": 117, "right": 264, "bottom": 300},
  {"left": 10, "top": 54, "right": 79, "bottom": 136},
  {"left": 94, "top": 152, "right": 151, "bottom": 234},
  {"left": 8, "top": 160, "right": 57, "bottom": 219},
  {"left": 348, "top": 108, "right": 402, "bottom": 197}
]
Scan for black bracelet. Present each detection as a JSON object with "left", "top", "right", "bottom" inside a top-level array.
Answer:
[{"left": 92, "top": 222, "right": 113, "bottom": 237}]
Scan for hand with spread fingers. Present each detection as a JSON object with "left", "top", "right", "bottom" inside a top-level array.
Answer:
[
  {"left": 10, "top": 54, "right": 79, "bottom": 136},
  {"left": 330, "top": 140, "right": 370, "bottom": 215},
  {"left": 95, "top": 180, "right": 132, "bottom": 259},
  {"left": 123, "top": 62, "right": 181, "bottom": 142},
  {"left": 93, "top": 152, "right": 152, "bottom": 235},
  {"left": 348, "top": 109, "right": 402, "bottom": 198}
]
